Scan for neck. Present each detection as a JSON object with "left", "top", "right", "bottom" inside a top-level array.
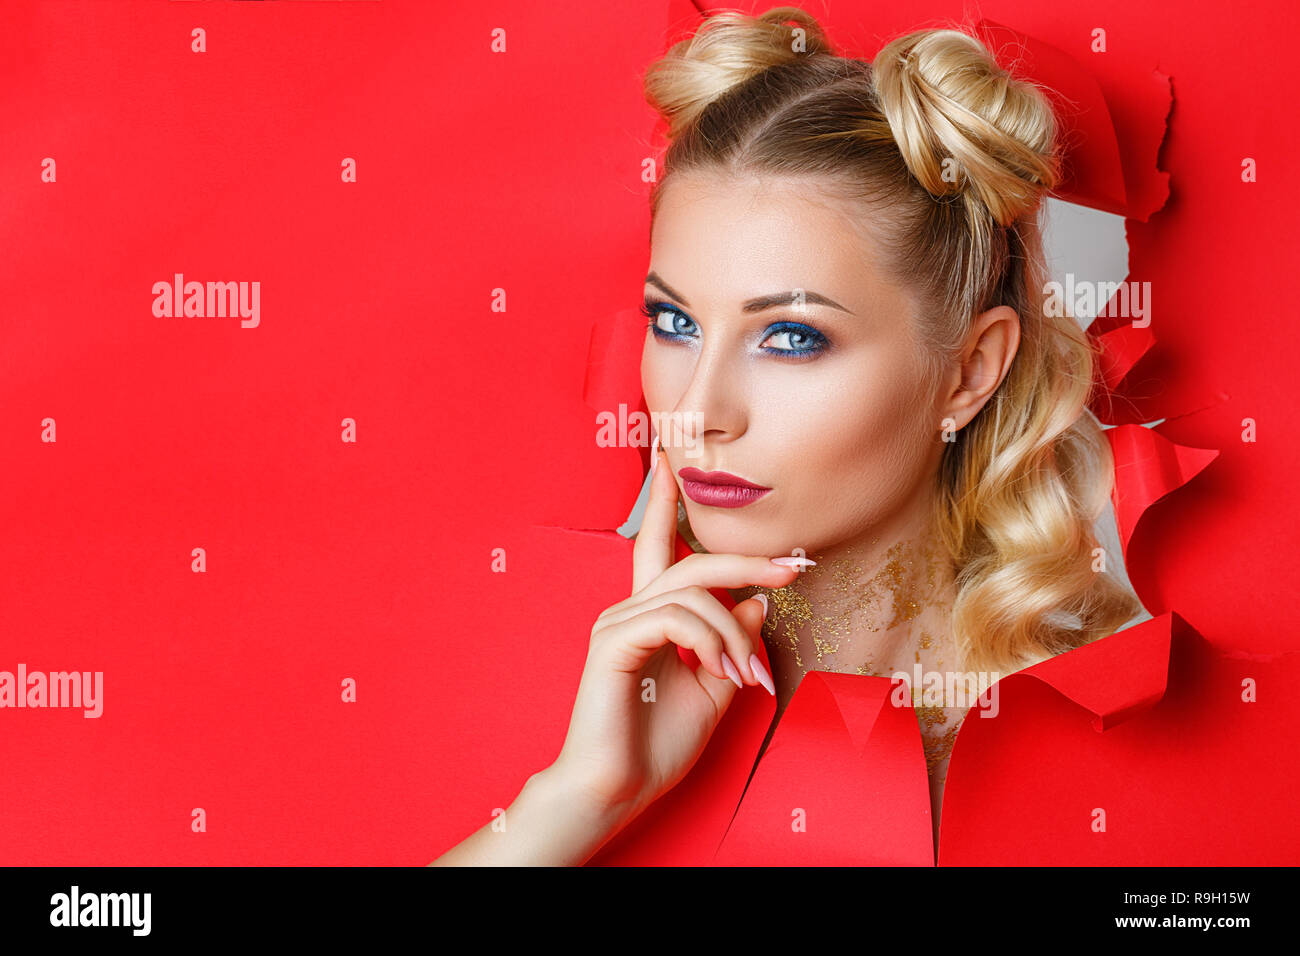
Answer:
[{"left": 730, "top": 493, "right": 959, "bottom": 711}]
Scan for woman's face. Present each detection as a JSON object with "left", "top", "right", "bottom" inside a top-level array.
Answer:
[{"left": 641, "top": 171, "right": 949, "bottom": 559}]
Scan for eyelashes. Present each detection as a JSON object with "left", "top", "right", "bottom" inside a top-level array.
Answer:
[
  {"left": 641, "top": 301, "right": 696, "bottom": 338},
  {"left": 640, "top": 301, "right": 830, "bottom": 358}
]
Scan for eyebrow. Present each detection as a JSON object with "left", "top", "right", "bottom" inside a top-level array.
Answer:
[{"left": 645, "top": 272, "right": 854, "bottom": 315}]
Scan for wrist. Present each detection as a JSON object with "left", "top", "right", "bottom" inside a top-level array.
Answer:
[{"left": 526, "top": 764, "right": 640, "bottom": 847}]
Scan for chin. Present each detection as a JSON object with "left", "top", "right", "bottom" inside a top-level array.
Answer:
[{"left": 685, "top": 510, "right": 803, "bottom": 559}]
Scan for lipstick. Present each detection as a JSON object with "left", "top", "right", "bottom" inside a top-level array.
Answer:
[{"left": 677, "top": 467, "right": 772, "bottom": 508}]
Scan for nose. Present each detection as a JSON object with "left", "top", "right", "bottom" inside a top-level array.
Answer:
[{"left": 666, "top": 342, "right": 746, "bottom": 454}]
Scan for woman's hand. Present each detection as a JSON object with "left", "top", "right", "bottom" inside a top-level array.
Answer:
[{"left": 547, "top": 443, "right": 803, "bottom": 827}]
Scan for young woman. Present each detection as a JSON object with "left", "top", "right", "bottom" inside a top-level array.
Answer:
[{"left": 432, "top": 6, "right": 1142, "bottom": 866}]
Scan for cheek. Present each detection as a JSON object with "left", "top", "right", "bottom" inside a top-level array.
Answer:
[
  {"left": 756, "top": 354, "right": 934, "bottom": 512},
  {"left": 640, "top": 338, "right": 679, "bottom": 411},
  {"left": 640, "top": 339, "right": 703, "bottom": 447}
]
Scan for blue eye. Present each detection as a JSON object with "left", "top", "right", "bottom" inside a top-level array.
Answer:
[
  {"left": 640, "top": 301, "right": 830, "bottom": 358},
  {"left": 641, "top": 301, "right": 698, "bottom": 339},
  {"left": 759, "top": 321, "right": 828, "bottom": 356}
]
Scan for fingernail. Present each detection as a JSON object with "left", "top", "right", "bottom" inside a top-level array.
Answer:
[
  {"left": 749, "top": 654, "right": 775, "bottom": 696},
  {"left": 753, "top": 592, "right": 768, "bottom": 620},
  {"left": 649, "top": 433, "right": 661, "bottom": 477},
  {"left": 770, "top": 556, "right": 816, "bottom": 568},
  {"left": 720, "top": 652, "right": 744, "bottom": 689}
]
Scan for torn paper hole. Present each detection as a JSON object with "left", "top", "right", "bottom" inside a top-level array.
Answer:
[
  {"left": 1040, "top": 195, "right": 1152, "bottom": 633},
  {"left": 615, "top": 20, "right": 1195, "bottom": 648}
]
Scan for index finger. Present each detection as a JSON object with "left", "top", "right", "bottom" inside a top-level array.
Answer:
[{"left": 631, "top": 435, "right": 678, "bottom": 594}]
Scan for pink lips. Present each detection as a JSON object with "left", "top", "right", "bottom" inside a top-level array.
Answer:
[{"left": 677, "top": 467, "right": 772, "bottom": 508}]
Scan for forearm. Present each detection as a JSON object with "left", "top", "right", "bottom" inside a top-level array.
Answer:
[{"left": 428, "top": 766, "right": 637, "bottom": 867}]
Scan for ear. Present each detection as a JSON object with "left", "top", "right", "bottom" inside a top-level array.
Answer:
[{"left": 940, "top": 305, "right": 1020, "bottom": 431}]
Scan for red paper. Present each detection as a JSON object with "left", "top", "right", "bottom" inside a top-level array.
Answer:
[{"left": 4, "top": 0, "right": 1297, "bottom": 867}]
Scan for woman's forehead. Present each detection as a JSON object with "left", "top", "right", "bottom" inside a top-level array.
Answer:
[{"left": 648, "top": 174, "right": 903, "bottom": 313}]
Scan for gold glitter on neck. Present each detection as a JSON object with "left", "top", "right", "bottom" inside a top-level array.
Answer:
[
  {"left": 762, "top": 583, "right": 814, "bottom": 671},
  {"left": 720, "top": 523, "right": 965, "bottom": 781},
  {"left": 749, "top": 534, "right": 957, "bottom": 678},
  {"left": 915, "top": 705, "right": 965, "bottom": 773}
]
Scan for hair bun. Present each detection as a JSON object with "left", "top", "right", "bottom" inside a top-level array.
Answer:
[
  {"left": 644, "top": 6, "right": 835, "bottom": 142},
  {"left": 871, "top": 29, "right": 1060, "bottom": 225}
]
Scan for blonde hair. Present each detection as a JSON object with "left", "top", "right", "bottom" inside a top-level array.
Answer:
[{"left": 643, "top": 6, "right": 1143, "bottom": 674}]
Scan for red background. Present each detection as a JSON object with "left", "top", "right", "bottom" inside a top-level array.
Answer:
[{"left": 1, "top": 0, "right": 1295, "bottom": 864}]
